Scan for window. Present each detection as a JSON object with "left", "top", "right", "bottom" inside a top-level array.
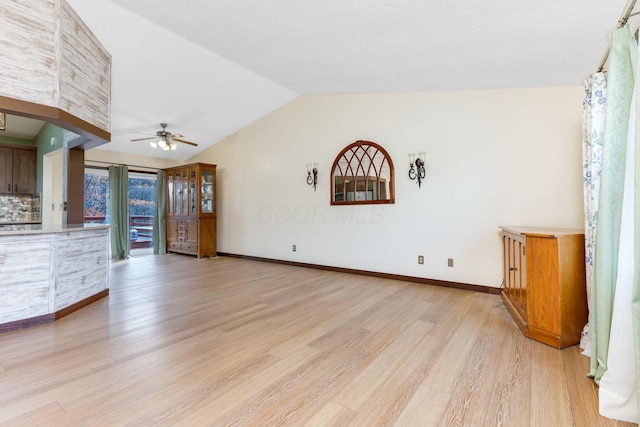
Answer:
[
  {"left": 84, "top": 168, "right": 109, "bottom": 223},
  {"left": 84, "top": 168, "right": 157, "bottom": 250},
  {"left": 331, "top": 140, "right": 395, "bottom": 205}
]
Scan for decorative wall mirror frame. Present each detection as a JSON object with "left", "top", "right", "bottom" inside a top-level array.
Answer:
[{"left": 331, "top": 140, "right": 395, "bottom": 205}]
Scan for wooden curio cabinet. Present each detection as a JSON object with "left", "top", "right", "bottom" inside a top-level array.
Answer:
[
  {"left": 499, "top": 226, "right": 587, "bottom": 348},
  {"left": 165, "top": 163, "right": 216, "bottom": 258}
]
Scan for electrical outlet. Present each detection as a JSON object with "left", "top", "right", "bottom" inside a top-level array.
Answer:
[
  {"left": 448, "top": 258, "right": 454, "bottom": 267},
  {"left": 292, "top": 244, "right": 296, "bottom": 252},
  {"left": 418, "top": 255, "right": 424, "bottom": 265}
]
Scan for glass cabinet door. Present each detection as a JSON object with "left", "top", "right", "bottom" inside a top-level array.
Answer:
[
  {"left": 201, "top": 169, "right": 214, "bottom": 214},
  {"left": 190, "top": 170, "right": 197, "bottom": 215},
  {"left": 167, "top": 173, "right": 174, "bottom": 215},
  {"left": 181, "top": 169, "right": 188, "bottom": 214},
  {"left": 174, "top": 171, "right": 182, "bottom": 215}
]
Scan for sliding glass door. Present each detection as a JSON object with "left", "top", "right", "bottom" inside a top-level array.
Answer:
[{"left": 84, "top": 168, "right": 157, "bottom": 251}]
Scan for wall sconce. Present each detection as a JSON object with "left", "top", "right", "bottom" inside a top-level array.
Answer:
[
  {"left": 408, "top": 152, "right": 426, "bottom": 188},
  {"left": 307, "top": 163, "right": 318, "bottom": 191}
]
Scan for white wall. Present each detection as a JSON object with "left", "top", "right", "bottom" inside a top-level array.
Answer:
[
  {"left": 191, "top": 86, "right": 584, "bottom": 287},
  {"left": 42, "top": 149, "right": 64, "bottom": 225},
  {"left": 84, "top": 148, "right": 181, "bottom": 170}
]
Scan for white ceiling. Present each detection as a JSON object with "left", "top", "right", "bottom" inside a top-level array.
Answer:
[
  {"left": 63, "top": 0, "right": 629, "bottom": 161},
  {"left": 0, "top": 114, "right": 45, "bottom": 140}
]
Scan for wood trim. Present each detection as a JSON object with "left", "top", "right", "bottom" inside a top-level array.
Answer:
[
  {"left": 0, "top": 143, "right": 37, "bottom": 151},
  {"left": 528, "top": 325, "right": 563, "bottom": 349},
  {"left": 55, "top": 289, "right": 109, "bottom": 320},
  {"left": 217, "top": 252, "right": 500, "bottom": 294},
  {"left": 0, "top": 289, "right": 109, "bottom": 334},
  {"left": 501, "top": 291, "right": 528, "bottom": 336},
  {"left": 164, "top": 162, "right": 218, "bottom": 172},
  {"left": 329, "top": 199, "right": 395, "bottom": 205},
  {"left": 67, "top": 147, "right": 85, "bottom": 224},
  {"left": 0, "top": 313, "right": 55, "bottom": 334},
  {"left": 499, "top": 225, "right": 584, "bottom": 238},
  {"left": 0, "top": 95, "right": 110, "bottom": 147}
]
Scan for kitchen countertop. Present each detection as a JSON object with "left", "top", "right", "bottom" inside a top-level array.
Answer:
[{"left": 0, "top": 223, "right": 111, "bottom": 235}]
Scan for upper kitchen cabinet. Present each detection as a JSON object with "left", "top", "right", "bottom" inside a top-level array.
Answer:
[{"left": 0, "top": 146, "right": 37, "bottom": 195}]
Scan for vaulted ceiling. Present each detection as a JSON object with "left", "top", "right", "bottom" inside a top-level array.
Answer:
[{"left": 64, "top": 0, "right": 628, "bottom": 160}]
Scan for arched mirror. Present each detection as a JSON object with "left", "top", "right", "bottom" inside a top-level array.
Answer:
[{"left": 331, "top": 140, "right": 395, "bottom": 205}]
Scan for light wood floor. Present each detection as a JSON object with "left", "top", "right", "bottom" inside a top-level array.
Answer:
[{"left": 0, "top": 254, "right": 634, "bottom": 426}]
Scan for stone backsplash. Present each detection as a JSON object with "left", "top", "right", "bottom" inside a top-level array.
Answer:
[{"left": 0, "top": 194, "right": 41, "bottom": 223}]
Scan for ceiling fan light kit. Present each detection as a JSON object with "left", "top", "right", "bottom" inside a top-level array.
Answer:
[
  {"left": 150, "top": 136, "right": 177, "bottom": 150},
  {"left": 131, "top": 123, "right": 198, "bottom": 151}
]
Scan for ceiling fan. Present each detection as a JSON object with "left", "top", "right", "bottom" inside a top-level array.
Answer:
[{"left": 131, "top": 123, "right": 198, "bottom": 150}]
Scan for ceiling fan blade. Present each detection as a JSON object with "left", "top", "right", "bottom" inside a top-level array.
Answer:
[
  {"left": 172, "top": 134, "right": 183, "bottom": 139},
  {"left": 173, "top": 138, "right": 198, "bottom": 147},
  {"left": 131, "top": 136, "right": 157, "bottom": 142}
]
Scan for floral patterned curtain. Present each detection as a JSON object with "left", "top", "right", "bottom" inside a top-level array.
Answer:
[{"left": 581, "top": 72, "right": 607, "bottom": 355}]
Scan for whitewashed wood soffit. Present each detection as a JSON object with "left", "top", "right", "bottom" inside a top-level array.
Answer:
[
  {"left": 0, "top": 0, "right": 111, "bottom": 133},
  {"left": 59, "top": 0, "right": 111, "bottom": 132},
  {"left": 0, "top": 0, "right": 57, "bottom": 106}
]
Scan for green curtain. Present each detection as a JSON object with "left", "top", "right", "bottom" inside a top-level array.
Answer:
[
  {"left": 590, "top": 24, "right": 636, "bottom": 384},
  {"left": 109, "top": 165, "right": 130, "bottom": 259},
  {"left": 585, "top": 23, "right": 640, "bottom": 424},
  {"left": 634, "top": 67, "right": 640, "bottom": 422},
  {"left": 154, "top": 170, "right": 167, "bottom": 254}
]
